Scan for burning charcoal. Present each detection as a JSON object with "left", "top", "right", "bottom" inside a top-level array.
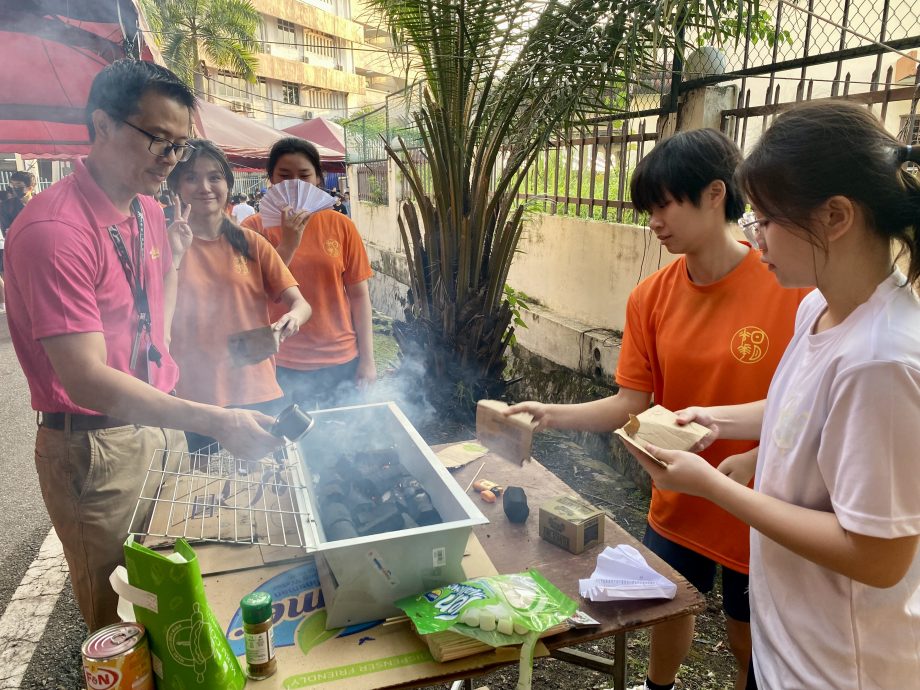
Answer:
[
  {"left": 356, "top": 503, "right": 405, "bottom": 536},
  {"left": 322, "top": 501, "right": 358, "bottom": 541}
]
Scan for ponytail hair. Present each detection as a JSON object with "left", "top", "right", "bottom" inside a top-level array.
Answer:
[
  {"left": 737, "top": 101, "right": 920, "bottom": 286},
  {"left": 167, "top": 138, "right": 253, "bottom": 261}
]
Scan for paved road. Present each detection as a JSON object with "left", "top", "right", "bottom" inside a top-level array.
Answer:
[{"left": 0, "top": 318, "right": 87, "bottom": 689}]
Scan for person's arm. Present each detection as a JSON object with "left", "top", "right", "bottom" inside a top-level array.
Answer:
[
  {"left": 345, "top": 279, "right": 376, "bottom": 388},
  {"left": 275, "top": 208, "right": 311, "bottom": 265},
  {"left": 506, "top": 386, "right": 652, "bottom": 433},
  {"left": 163, "top": 265, "right": 178, "bottom": 348},
  {"left": 673, "top": 399, "right": 766, "bottom": 449},
  {"left": 626, "top": 444, "right": 918, "bottom": 588},
  {"left": 272, "top": 286, "right": 311, "bottom": 341},
  {"left": 41, "top": 332, "right": 281, "bottom": 459},
  {"left": 163, "top": 199, "right": 192, "bottom": 348}
]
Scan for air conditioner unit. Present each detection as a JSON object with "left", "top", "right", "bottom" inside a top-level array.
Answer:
[{"left": 303, "top": 110, "right": 315, "bottom": 120}]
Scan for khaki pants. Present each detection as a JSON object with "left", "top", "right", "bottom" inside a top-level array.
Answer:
[{"left": 34, "top": 424, "right": 186, "bottom": 632}]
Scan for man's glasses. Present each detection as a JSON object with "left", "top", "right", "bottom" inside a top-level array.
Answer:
[
  {"left": 120, "top": 120, "right": 195, "bottom": 162},
  {"left": 738, "top": 211, "right": 767, "bottom": 249}
]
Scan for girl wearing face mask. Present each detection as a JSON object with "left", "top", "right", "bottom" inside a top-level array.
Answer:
[
  {"left": 241, "top": 137, "right": 375, "bottom": 411},
  {"left": 623, "top": 102, "right": 920, "bottom": 689},
  {"left": 167, "top": 139, "right": 311, "bottom": 450}
]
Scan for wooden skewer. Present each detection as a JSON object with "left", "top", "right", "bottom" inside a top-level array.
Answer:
[{"left": 464, "top": 461, "right": 486, "bottom": 493}]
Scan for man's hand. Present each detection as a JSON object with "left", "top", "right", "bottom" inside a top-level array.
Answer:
[
  {"left": 214, "top": 409, "right": 282, "bottom": 460},
  {"left": 167, "top": 195, "right": 193, "bottom": 267}
]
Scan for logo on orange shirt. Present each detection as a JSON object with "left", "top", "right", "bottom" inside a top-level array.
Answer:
[
  {"left": 233, "top": 254, "right": 250, "bottom": 275},
  {"left": 731, "top": 326, "right": 768, "bottom": 364},
  {"left": 324, "top": 239, "right": 341, "bottom": 257}
]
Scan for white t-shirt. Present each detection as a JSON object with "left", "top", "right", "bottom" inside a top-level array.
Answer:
[
  {"left": 751, "top": 270, "right": 920, "bottom": 689},
  {"left": 232, "top": 202, "right": 255, "bottom": 223}
]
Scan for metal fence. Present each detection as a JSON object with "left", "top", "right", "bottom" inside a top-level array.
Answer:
[{"left": 345, "top": 0, "right": 920, "bottom": 223}]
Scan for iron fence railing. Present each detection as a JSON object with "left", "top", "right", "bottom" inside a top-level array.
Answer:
[{"left": 345, "top": 0, "right": 920, "bottom": 223}]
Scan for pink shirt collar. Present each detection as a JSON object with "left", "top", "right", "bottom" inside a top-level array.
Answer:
[{"left": 72, "top": 157, "right": 135, "bottom": 228}]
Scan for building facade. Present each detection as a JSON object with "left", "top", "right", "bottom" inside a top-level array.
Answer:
[{"left": 204, "top": 0, "right": 413, "bottom": 130}]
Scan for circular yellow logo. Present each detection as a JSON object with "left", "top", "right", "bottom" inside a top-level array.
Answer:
[
  {"left": 324, "top": 239, "right": 341, "bottom": 257},
  {"left": 731, "top": 326, "right": 769, "bottom": 364},
  {"left": 233, "top": 254, "right": 250, "bottom": 275}
]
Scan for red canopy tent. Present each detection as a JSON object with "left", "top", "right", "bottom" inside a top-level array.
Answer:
[
  {"left": 194, "top": 99, "right": 344, "bottom": 171},
  {"left": 282, "top": 117, "right": 346, "bottom": 157},
  {"left": 0, "top": 0, "right": 345, "bottom": 170},
  {"left": 0, "top": 0, "right": 150, "bottom": 159}
]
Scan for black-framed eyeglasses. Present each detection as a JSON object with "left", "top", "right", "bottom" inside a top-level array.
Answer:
[
  {"left": 738, "top": 211, "right": 767, "bottom": 249},
  {"left": 120, "top": 119, "right": 195, "bottom": 162}
]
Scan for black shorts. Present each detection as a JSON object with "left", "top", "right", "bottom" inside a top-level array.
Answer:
[{"left": 642, "top": 524, "right": 750, "bottom": 622}]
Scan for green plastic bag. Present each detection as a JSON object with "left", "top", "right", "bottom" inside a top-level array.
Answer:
[
  {"left": 118, "top": 537, "right": 246, "bottom": 690},
  {"left": 395, "top": 569, "right": 576, "bottom": 647}
]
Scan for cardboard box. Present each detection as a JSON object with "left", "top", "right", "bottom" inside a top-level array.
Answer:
[
  {"left": 203, "top": 533, "right": 550, "bottom": 689},
  {"left": 539, "top": 495, "right": 605, "bottom": 554}
]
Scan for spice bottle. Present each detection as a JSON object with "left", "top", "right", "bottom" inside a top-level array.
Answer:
[{"left": 241, "top": 592, "right": 277, "bottom": 680}]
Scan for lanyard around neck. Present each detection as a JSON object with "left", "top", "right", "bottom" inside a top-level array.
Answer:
[
  {"left": 107, "top": 198, "right": 149, "bottom": 329},
  {"left": 107, "top": 199, "right": 161, "bottom": 369}
]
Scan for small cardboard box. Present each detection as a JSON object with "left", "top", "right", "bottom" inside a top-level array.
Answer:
[{"left": 539, "top": 495, "right": 605, "bottom": 554}]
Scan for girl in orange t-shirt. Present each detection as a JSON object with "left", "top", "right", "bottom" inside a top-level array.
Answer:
[
  {"left": 508, "top": 129, "right": 808, "bottom": 690},
  {"left": 242, "top": 137, "right": 375, "bottom": 410},
  {"left": 167, "top": 140, "right": 311, "bottom": 450}
]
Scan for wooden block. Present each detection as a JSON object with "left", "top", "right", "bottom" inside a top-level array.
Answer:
[
  {"left": 228, "top": 325, "right": 280, "bottom": 367},
  {"left": 614, "top": 405, "right": 709, "bottom": 468},
  {"left": 475, "top": 400, "right": 536, "bottom": 465}
]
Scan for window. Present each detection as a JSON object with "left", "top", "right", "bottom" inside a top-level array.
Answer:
[
  {"left": 901, "top": 115, "right": 920, "bottom": 145},
  {"left": 213, "top": 71, "right": 247, "bottom": 99},
  {"left": 304, "top": 88, "right": 347, "bottom": 112},
  {"left": 305, "top": 31, "right": 338, "bottom": 59},
  {"left": 277, "top": 19, "right": 297, "bottom": 46},
  {"left": 282, "top": 81, "right": 301, "bottom": 105},
  {"left": 255, "top": 77, "right": 269, "bottom": 100}
]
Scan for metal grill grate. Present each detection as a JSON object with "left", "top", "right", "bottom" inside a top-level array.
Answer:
[{"left": 130, "top": 443, "right": 318, "bottom": 550}]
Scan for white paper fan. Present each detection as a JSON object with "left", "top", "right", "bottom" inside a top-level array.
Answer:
[{"left": 259, "top": 179, "right": 336, "bottom": 228}]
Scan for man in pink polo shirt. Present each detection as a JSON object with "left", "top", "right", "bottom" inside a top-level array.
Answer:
[{"left": 4, "top": 60, "right": 282, "bottom": 632}]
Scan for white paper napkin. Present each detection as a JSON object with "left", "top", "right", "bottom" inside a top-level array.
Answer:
[{"left": 578, "top": 545, "right": 677, "bottom": 601}]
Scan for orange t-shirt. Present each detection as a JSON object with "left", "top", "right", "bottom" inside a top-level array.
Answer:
[
  {"left": 171, "top": 227, "right": 298, "bottom": 407},
  {"left": 616, "top": 247, "right": 809, "bottom": 573},
  {"left": 242, "top": 210, "right": 373, "bottom": 370}
]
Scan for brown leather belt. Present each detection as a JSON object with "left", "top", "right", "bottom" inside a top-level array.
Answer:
[{"left": 38, "top": 412, "right": 128, "bottom": 431}]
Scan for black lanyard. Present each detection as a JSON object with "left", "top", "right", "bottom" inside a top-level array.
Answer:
[{"left": 107, "top": 199, "right": 162, "bottom": 372}]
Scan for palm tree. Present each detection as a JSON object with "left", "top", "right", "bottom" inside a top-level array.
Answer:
[
  {"left": 364, "top": 0, "right": 746, "bottom": 411},
  {"left": 140, "top": 0, "right": 261, "bottom": 95}
]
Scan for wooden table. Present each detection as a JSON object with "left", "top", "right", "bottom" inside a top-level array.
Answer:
[{"left": 395, "top": 447, "right": 706, "bottom": 690}]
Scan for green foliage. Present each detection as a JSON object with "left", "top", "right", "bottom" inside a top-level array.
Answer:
[
  {"left": 140, "top": 0, "right": 260, "bottom": 90},
  {"left": 502, "top": 284, "right": 530, "bottom": 348},
  {"left": 696, "top": 7, "right": 793, "bottom": 48},
  {"left": 369, "top": 0, "right": 748, "bottom": 408}
]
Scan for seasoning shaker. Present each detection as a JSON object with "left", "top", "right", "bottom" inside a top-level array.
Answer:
[{"left": 241, "top": 591, "right": 277, "bottom": 679}]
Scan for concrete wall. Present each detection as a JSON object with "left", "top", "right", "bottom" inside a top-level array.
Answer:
[{"left": 348, "top": 164, "right": 681, "bottom": 370}]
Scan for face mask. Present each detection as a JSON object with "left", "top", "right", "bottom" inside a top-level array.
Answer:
[{"left": 10, "top": 187, "right": 26, "bottom": 198}]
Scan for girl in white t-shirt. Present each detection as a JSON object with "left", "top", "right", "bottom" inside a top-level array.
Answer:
[{"left": 622, "top": 101, "right": 920, "bottom": 689}]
